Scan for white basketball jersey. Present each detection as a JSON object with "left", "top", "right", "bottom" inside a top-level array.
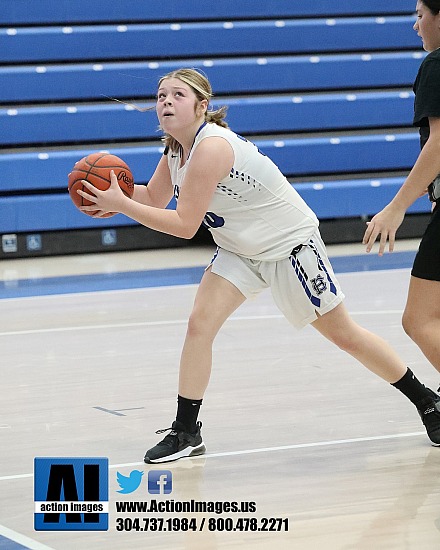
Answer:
[{"left": 167, "top": 123, "right": 319, "bottom": 261}]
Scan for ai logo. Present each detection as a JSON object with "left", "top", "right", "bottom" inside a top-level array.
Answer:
[{"left": 34, "top": 457, "right": 109, "bottom": 531}]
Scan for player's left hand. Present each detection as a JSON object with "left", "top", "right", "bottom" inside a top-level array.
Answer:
[{"left": 77, "top": 170, "right": 125, "bottom": 217}]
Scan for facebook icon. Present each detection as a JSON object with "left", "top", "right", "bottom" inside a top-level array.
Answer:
[{"left": 147, "top": 470, "right": 172, "bottom": 495}]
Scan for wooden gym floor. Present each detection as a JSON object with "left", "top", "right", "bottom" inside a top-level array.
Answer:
[{"left": 0, "top": 241, "right": 439, "bottom": 550}]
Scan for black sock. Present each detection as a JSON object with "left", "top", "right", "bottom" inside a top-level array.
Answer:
[
  {"left": 391, "top": 368, "right": 431, "bottom": 407},
  {"left": 175, "top": 395, "right": 202, "bottom": 433}
]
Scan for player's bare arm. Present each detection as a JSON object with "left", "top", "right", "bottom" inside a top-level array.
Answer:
[
  {"left": 131, "top": 154, "right": 174, "bottom": 208},
  {"left": 363, "top": 116, "right": 440, "bottom": 255},
  {"left": 79, "top": 137, "right": 234, "bottom": 238}
]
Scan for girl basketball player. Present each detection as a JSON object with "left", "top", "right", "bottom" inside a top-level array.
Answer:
[
  {"left": 364, "top": 2, "right": 440, "bottom": 381},
  {"left": 78, "top": 68, "right": 440, "bottom": 463}
]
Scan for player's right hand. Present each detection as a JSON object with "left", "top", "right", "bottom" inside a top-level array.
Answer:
[{"left": 362, "top": 205, "right": 405, "bottom": 256}]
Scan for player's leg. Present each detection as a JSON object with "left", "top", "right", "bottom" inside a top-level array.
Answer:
[
  {"left": 311, "top": 302, "right": 406, "bottom": 382},
  {"left": 178, "top": 267, "right": 246, "bottom": 400},
  {"left": 312, "top": 296, "right": 440, "bottom": 446},
  {"left": 402, "top": 278, "right": 440, "bottom": 374},
  {"left": 402, "top": 206, "right": 440, "bottom": 375},
  {"left": 267, "top": 233, "right": 440, "bottom": 446},
  {"left": 144, "top": 258, "right": 250, "bottom": 464}
]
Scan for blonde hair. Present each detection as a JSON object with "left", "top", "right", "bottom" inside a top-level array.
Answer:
[
  {"left": 102, "top": 68, "right": 228, "bottom": 153},
  {"left": 158, "top": 68, "right": 228, "bottom": 152}
]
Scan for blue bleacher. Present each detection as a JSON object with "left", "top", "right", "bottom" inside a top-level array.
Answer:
[
  {"left": 2, "top": 91, "right": 416, "bottom": 146},
  {"left": 0, "top": 132, "right": 425, "bottom": 232},
  {"left": 0, "top": 0, "right": 428, "bottom": 243},
  {"left": 0, "top": 1, "right": 413, "bottom": 25},
  {"left": 0, "top": 133, "right": 421, "bottom": 192},
  {"left": 2, "top": 176, "right": 426, "bottom": 234},
  {"left": 0, "top": 53, "right": 425, "bottom": 104},
  {"left": 0, "top": 17, "right": 420, "bottom": 64}
]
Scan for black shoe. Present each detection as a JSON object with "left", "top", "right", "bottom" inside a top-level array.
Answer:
[
  {"left": 417, "top": 389, "right": 440, "bottom": 447},
  {"left": 144, "top": 421, "right": 205, "bottom": 464}
]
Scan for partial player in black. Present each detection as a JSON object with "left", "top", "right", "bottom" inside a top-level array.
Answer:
[{"left": 363, "top": 1, "right": 440, "bottom": 392}]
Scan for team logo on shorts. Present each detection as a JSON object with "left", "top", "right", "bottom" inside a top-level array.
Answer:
[{"left": 311, "top": 275, "right": 327, "bottom": 295}]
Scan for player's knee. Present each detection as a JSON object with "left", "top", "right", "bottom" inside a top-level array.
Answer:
[
  {"left": 327, "top": 328, "right": 362, "bottom": 355},
  {"left": 402, "top": 310, "right": 420, "bottom": 341},
  {"left": 402, "top": 311, "right": 435, "bottom": 347},
  {"left": 186, "top": 309, "right": 215, "bottom": 340}
]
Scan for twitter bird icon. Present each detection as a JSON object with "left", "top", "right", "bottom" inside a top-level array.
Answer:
[{"left": 116, "top": 470, "right": 144, "bottom": 494}]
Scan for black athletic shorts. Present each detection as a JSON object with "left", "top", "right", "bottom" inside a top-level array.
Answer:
[{"left": 411, "top": 202, "right": 440, "bottom": 281}]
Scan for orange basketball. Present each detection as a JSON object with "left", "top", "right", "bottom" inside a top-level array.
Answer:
[{"left": 68, "top": 153, "right": 134, "bottom": 218}]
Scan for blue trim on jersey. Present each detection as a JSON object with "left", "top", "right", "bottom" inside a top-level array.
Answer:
[{"left": 0, "top": 250, "right": 417, "bottom": 300}]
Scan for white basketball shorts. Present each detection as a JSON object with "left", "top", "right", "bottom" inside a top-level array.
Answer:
[{"left": 209, "top": 230, "right": 345, "bottom": 329}]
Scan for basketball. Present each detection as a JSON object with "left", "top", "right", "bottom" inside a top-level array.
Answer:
[{"left": 68, "top": 152, "right": 134, "bottom": 217}]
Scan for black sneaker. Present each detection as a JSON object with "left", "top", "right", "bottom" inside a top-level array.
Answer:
[
  {"left": 144, "top": 421, "right": 205, "bottom": 464},
  {"left": 417, "top": 389, "right": 440, "bottom": 447}
]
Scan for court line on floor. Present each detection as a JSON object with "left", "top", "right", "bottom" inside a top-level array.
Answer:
[
  {"left": 0, "top": 310, "right": 402, "bottom": 338},
  {"left": 0, "top": 526, "right": 55, "bottom": 550},
  {"left": 0, "top": 251, "right": 415, "bottom": 300},
  {"left": 0, "top": 431, "right": 425, "bottom": 483}
]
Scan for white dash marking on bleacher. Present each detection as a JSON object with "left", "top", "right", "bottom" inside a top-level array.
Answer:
[
  {"left": 223, "top": 22, "right": 234, "bottom": 29},
  {"left": 412, "top": 52, "right": 424, "bottom": 59},
  {"left": 313, "top": 183, "right": 324, "bottom": 190},
  {"left": 62, "top": 27, "right": 73, "bottom": 34},
  {"left": 371, "top": 180, "right": 381, "bottom": 187},
  {"left": 7, "top": 109, "right": 18, "bottom": 116},
  {"left": 309, "top": 56, "right": 320, "bottom": 63},
  {"left": 361, "top": 54, "right": 372, "bottom": 61},
  {"left": 38, "top": 153, "right": 49, "bottom": 160},
  {"left": 274, "top": 141, "right": 285, "bottom": 148},
  {"left": 148, "top": 62, "right": 160, "bottom": 69},
  {"left": 326, "top": 19, "right": 336, "bottom": 26},
  {"left": 66, "top": 107, "right": 77, "bottom": 114},
  {"left": 346, "top": 94, "right": 357, "bottom": 101},
  {"left": 375, "top": 17, "right": 386, "bottom": 24},
  {"left": 117, "top": 25, "right": 128, "bottom": 32},
  {"left": 292, "top": 97, "right": 303, "bottom": 104},
  {"left": 275, "top": 21, "right": 286, "bottom": 27},
  {"left": 257, "top": 58, "right": 268, "bottom": 65},
  {"left": 92, "top": 64, "right": 103, "bottom": 71},
  {"left": 125, "top": 105, "right": 136, "bottom": 111},
  {"left": 385, "top": 135, "right": 396, "bottom": 142},
  {"left": 6, "top": 29, "right": 17, "bottom": 36},
  {"left": 330, "top": 138, "right": 341, "bottom": 145},
  {"left": 399, "top": 91, "right": 410, "bottom": 99},
  {"left": 35, "top": 66, "right": 47, "bottom": 73},
  {"left": 170, "top": 24, "right": 181, "bottom": 31},
  {"left": 203, "top": 60, "right": 214, "bottom": 67}
]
